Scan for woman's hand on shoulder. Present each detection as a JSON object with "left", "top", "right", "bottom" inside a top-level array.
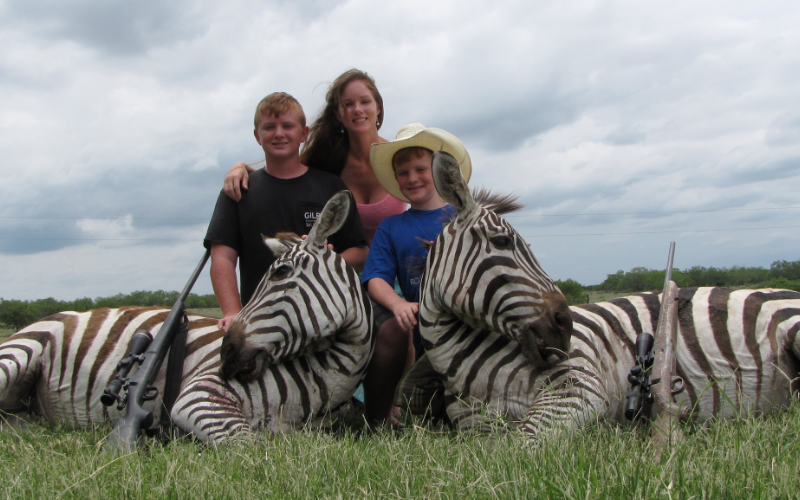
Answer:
[{"left": 223, "top": 162, "right": 255, "bottom": 201}]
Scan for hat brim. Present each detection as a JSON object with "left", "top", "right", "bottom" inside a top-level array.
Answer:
[{"left": 370, "top": 128, "right": 472, "bottom": 203}]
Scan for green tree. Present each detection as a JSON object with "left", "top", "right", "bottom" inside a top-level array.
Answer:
[
  {"left": 70, "top": 297, "right": 95, "bottom": 312},
  {"left": 0, "top": 300, "right": 39, "bottom": 331},
  {"left": 765, "top": 277, "right": 800, "bottom": 292},
  {"left": 33, "top": 297, "right": 66, "bottom": 318},
  {"left": 555, "top": 279, "right": 587, "bottom": 305},
  {"left": 602, "top": 270, "right": 625, "bottom": 291},
  {"left": 771, "top": 260, "right": 800, "bottom": 280}
]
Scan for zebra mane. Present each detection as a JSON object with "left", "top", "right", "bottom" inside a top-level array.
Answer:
[
  {"left": 263, "top": 232, "right": 304, "bottom": 259},
  {"left": 273, "top": 232, "right": 303, "bottom": 245},
  {"left": 406, "top": 237, "right": 434, "bottom": 277},
  {"left": 472, "top": 187, "right": 524, "bottom": 215},
  {"left": 403, "top": 189, "right": 522, "bottom": 275}
]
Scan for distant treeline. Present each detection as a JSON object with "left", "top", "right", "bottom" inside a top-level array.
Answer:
[
  {"left": 0, "top": 291, "right": 218, "bottom": 331},
  {"left": 557, "top": 259, "right": 800, "bottom": 304},
  {"left": 589, "top": 259, "right": 800, "bottom": 293},
  {"left": 3, "top": 260, "right": 799, "bottom": 331}
]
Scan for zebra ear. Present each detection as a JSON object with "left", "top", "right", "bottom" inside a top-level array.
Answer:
[
  {"left": 262, "top": 234, "right": 295, "bottom": 258},
  {"left": 306, "top": 190, "right": 352, "bottom": 249},
  {"left": 432, "top": 151, "right": 476, "bottom": 214}
]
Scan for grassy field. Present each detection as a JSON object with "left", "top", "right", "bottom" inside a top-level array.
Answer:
[
  {"left": 2, "top": 306, "right": 799, "bottom": 497},
  {"left": 1, "top": 402, "right": 799, "bottom": 499},
  {"left": 188, "top": 308, "right": 223, "bottom": 319},
  {"left": 586, "top": 291, "right": 634, "bottom": 303}
]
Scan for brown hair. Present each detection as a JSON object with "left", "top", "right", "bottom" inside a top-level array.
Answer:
[
  {"left": 391, "top": 147, "right": 433, "bottom": 171},
  {"left": 254, "top": 92, "right": 306, "bottom": 128},
  {"left": 300, "top": 69, "right": 384, "bottom": 176}
]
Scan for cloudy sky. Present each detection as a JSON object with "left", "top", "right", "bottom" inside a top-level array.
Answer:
[{"left": 1, "top": 0, "right": 799, "bottom": 301}]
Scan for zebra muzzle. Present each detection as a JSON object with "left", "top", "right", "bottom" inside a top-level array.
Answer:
[
  {"left": 518, "top": 309, "right": 572, "bottom": 367},
  {"left": 220, "top": 346, "right": 267, "bottom": 381},
  {"left": 518, "top": 330, "right": 552, "bottom": 366},
  {"left": 220, "top": 325, "right": 271, "bottom": 381}
]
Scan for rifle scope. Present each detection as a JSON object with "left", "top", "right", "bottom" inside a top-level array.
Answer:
[
  {"left": 624, "top": 331, "right": 654, "bottom": 421},
  {"left": 101, "top": 329, "right": 153, "bottom": 408}
]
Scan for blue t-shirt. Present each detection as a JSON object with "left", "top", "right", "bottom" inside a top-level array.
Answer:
[{"left": 361, "top": 205, "right": 455, "bottom": 302}]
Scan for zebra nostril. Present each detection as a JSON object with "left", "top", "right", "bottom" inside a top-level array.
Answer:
[{"left": 554, "top": 309, "right": 573, "bottom": 340}]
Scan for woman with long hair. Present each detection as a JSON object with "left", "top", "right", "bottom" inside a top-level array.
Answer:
[
  {"left": 223, "top": 69, "right": 407, "bottom": 243},
  {"left": 222, "top": 69, "right": 409, "bottom": 425}
]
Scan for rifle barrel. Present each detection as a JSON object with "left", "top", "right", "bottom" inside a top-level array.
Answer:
[
  {"left": 105, "top": 249, "right": 210, "bottom": 452},
  {"left": 663, "top": 241, "right": 676, "bottom": 290},
  {"left": 134, "top": 248, "right": 211, "bottom": 386}
]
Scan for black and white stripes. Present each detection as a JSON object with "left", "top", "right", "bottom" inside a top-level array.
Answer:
[
  {"left": 417, "top": 151, "right": 573, "bottom": 430},
  {"left": 519, "top": 287, "right": 800, "bottom": 443},
  {"left": 414, "top": 153, "right": 800, "bottom": 443},
  {"left": 415, "top": 281, "right": 800, "bottom": 442},
  {"left": 0, "top": 191, "right": 374, "bottom": 443},
  {"left": 0, "top": 307, "right": 221, "bottom": 428}
]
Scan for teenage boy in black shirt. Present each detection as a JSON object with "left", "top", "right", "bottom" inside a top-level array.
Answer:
[{"left": 204, "top": 93, "right": 367, "bottom": 330}]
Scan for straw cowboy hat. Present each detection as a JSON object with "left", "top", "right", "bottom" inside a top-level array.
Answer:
[{"left": 370, "top": 123, "right": 472, "bottom": 202}]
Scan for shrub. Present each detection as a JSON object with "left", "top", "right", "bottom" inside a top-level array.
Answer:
[
  {"left": 555, "top": 279, "right": 587, "bottom": 304},
  {"left": 0, "top": 300, "right": 39, "bottom": 330},
  {"left": 764, "top": 277, "right": 800, "bottom": 292},
  {"left": 771, "top": 260, "right": 800, "bottom": 281}
]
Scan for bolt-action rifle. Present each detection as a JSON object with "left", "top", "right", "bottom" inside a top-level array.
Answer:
[
  {"left": 104, "top": 249, "right": 210, "bottom": 452},
  {"left": 624, "top": 242, "right": 685, "bottom": 424}
]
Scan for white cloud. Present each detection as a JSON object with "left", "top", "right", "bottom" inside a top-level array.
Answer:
[
  {"left": 76, "top": 215, "right": 134, "bottom": 237},
  {"left": 1, "top": 0, "right": 799, "bottom": 299}
]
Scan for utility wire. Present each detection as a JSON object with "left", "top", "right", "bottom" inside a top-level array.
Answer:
[
  {"left": 523, "top": 225, "right": 800, "bottom": 238},
  {"left": 506, "top": 206, "right": 800, "bottom": 218},
  {"left": 0, "top": 237, "right": 198, "bottom": 242},
  {"left": 0, "top": 216, "right": 208, "bottom": 221}
]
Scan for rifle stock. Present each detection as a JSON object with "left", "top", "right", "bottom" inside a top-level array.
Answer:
[
  {"left": 650, "top": 241, "right": 686, "bottom": 453},
  {"left": 105, "top": 249, "right": 210, "bottom": 452}
]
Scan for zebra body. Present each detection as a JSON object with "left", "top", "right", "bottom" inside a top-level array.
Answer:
[
  {"left": 419, "top": 282, "right": 800, "bottom": 439},
  {"left": 417, "top": 151, "right": 573, "bottom": 430},
  {"left": 416, "top": 153, "right": 800, "bottom": 441},
  {"left": 521, "top": 287, "right": 800, "bottom": 441},
  {"left": 0, "top": 192, "right": 373, "bottom": 443},
  {"left": 1, "top": 307, "right": 219, "bottom": 428}
]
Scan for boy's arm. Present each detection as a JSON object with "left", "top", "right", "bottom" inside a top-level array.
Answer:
[
  {"left": 210, "top": 243, "right": 242, "bottom": 331},
  {"left": 368, "top": 277, "right": 418, "bottom": 332}
]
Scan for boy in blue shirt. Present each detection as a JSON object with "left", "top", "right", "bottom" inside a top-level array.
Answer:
[{"left": 361, "top": 123, "right": 472, "bottom": 424}]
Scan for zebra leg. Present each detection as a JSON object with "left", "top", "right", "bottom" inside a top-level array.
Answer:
[
  {"left": 785, "top": 318, "right": 800, "bottom": 395},
  {"left": 519, "top": 368, "right": 609, "bottom": 447},
  {"left": 443, "top": 391, "right": 515, "bottom": 433},
  {"left": 0, "top": 331, "right": 50, "bottom": 414},
  {"left": 170, "top": 373, "right": 252, "bottom": 444}
]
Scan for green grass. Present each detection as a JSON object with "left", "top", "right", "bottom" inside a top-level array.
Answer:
[
  {"left": 0, "top": 327, "right": 13, "bottom": 340},
  {"left": 188, "top": 308, "right": 223, "bottom": 319},
  {"left": 2, "top": 402, "right": 799, "bottom": 499},
  {"left": 587, "top": 291, "right": 634, "bottom": 304}
]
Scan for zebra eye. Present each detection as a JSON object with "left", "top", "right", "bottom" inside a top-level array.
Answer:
[
  {"left": 270, "top": 264, "right": 292, "bottom": 280},
  {"left": 490, "top": 235, "right": 513, "bottom": 249}
]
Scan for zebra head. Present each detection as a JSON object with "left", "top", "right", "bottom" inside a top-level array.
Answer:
[
  {"left": 220, "top": 191, "right": 370, "bottom": 381},
  {"left": 424, "top": 151, "right": 573, "bottom": 366}
]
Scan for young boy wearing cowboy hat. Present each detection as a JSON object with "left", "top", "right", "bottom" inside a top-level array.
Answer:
[{"left": 361, "top": 123, "right": 472, "bottom": 424}]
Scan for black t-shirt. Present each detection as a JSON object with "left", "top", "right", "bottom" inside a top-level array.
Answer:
[{"left": 204, "top": 168, "right": 367, "bottom": 306}]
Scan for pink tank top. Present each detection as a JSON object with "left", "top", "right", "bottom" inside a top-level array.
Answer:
[{"left": 357, "top": 194, "right": 408, "bottom": 244}]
